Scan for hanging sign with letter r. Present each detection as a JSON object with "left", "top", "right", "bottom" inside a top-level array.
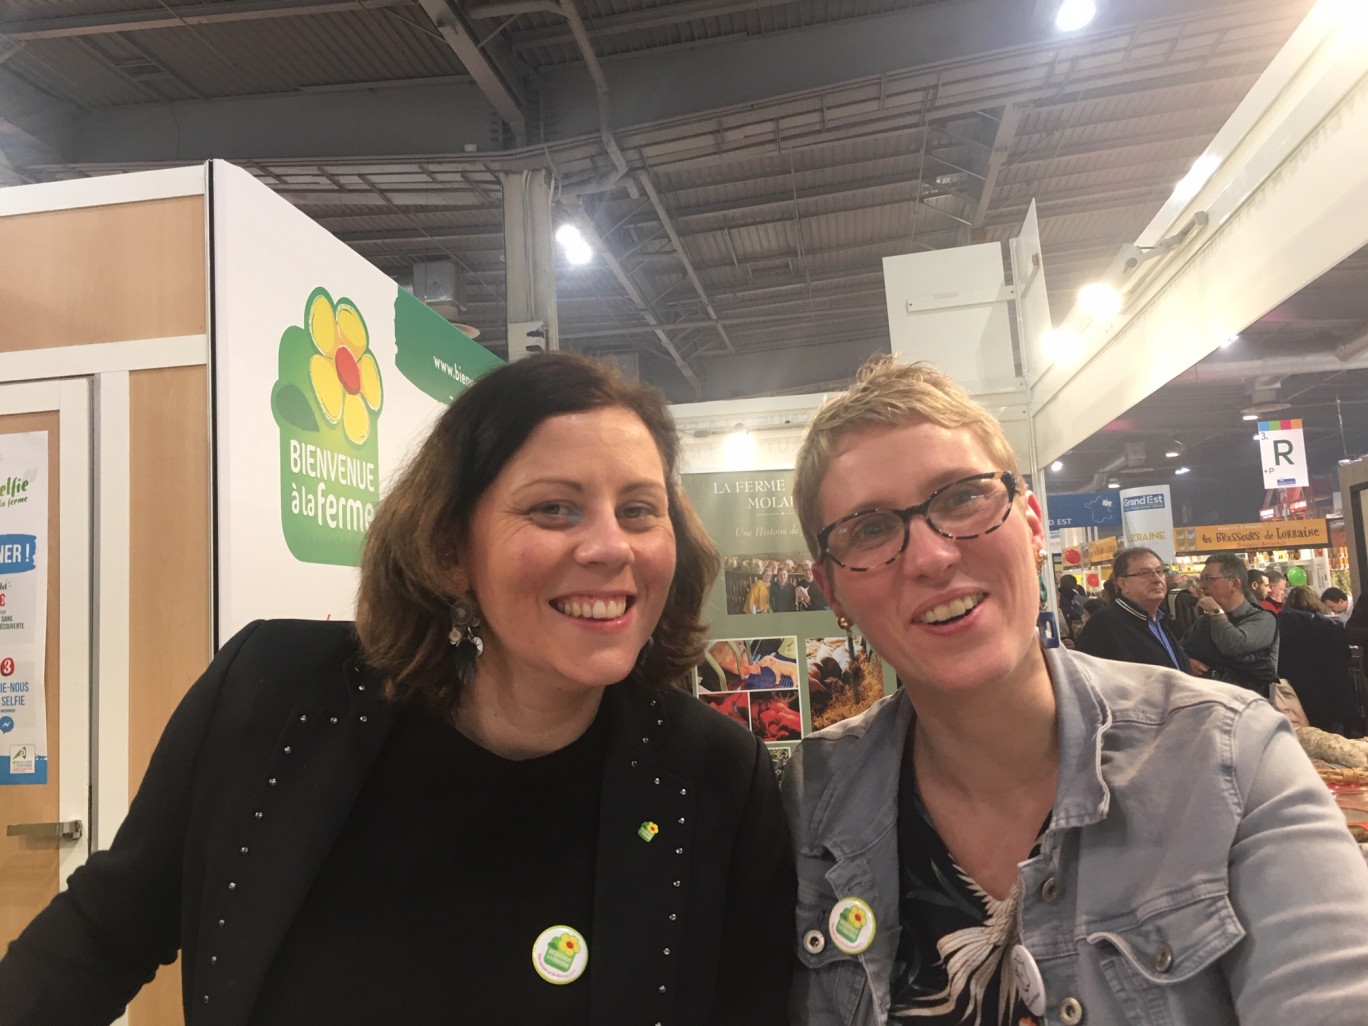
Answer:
[{"left": 1258, "top": 419, "right": 1308, "bottom": 489}]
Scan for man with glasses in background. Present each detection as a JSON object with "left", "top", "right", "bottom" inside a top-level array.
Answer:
[
  {"left": 1182, "top": 553, "right": 1280, "bottom": 699},
  {"left": 1076, "top": 547, "right": 1191, "bottom": 672}
]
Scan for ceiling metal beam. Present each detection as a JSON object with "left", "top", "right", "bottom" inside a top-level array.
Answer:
[
  {"left": 413, "top": 0, "right": 527, "bottom": 137},
  {"left": 0, "top": 0, "right": 412, "bottom": 39},
  {"left": 971, "top": 102, "right": 1020, "bottom": 233},
  {"left": 575, "top": 215, "right": 702, "bottom": 390}
]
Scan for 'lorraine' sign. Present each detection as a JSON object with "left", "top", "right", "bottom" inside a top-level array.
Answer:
[{"left": 1189, "top": 519, "right": 1329, "bottom": 552}]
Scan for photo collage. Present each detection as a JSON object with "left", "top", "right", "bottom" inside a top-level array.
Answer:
[{"left": 682, "top": 469, "right": 896, "bottom": 764}]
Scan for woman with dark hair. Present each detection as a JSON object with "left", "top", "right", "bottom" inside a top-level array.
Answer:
[{"left": 0, "top": 353, "right": 794, "bottom": 1025}]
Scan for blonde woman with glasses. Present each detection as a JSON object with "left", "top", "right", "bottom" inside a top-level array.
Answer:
[{"left": 782, "top": 355, "right": 1368, "bottom": 1026}]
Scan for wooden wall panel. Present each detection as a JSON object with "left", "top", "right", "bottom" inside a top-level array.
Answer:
[
  {"left": 0, "top": 196, "right": 204, "bottom": 352},
  {"left": 126, "top": 365, "right": 212, "bottom": 1026}
]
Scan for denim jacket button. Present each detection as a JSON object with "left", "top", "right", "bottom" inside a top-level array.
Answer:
[
  {"left": 1154, "top": 943, "right": 1174, "bottom": 973},
  {"left": 1059, "top": 996, "right": 1084, "bottom": 1025},
  {"left": 803, "top": 929, "right": 826, "bottom": 954},
  {"left": 1041, "top": 876, "right": 1062, "bottom": 903}
]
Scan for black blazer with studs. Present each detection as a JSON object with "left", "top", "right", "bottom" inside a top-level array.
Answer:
[{"left": 0, "top": 619, "right": 795, "bottom": 1025}]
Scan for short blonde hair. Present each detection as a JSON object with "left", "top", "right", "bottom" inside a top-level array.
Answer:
[{"left": 793, "top": 355, "right": 1020, "bottom": 558}]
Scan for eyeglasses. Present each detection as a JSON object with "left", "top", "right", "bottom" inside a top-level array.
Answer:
[
  {"left": 1197, "top": 574, "right": 1227, "bottom": 584},
  {"left": 1119, "top": 567, "right": 1166, "bottom": 580},
  {"left": 817, "top": 471, "right": 1017, "bottom": 572}
]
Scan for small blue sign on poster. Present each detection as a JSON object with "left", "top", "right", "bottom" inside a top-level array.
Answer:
[
  {"left": 0, "top": 534, "right": 37, "bottom": 573},
  {"left": 1046, "top": 493, "right": 1122, "bottom": 530}
]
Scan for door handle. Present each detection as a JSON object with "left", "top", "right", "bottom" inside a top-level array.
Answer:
[{"left": 7, "top": 820, "right": 83, "bottom": 841}]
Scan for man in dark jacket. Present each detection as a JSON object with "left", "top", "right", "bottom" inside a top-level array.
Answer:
[
  {"left": 1277, "top": 608, "right": 1365, "bottom": 736},
  {"left": 1077, "top": 547, "right": 1191, "bottom": 672},
  {"left": 1183, "top": 553, "right": 1280, "bottom": 699}
]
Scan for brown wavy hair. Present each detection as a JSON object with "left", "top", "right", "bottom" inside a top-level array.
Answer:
[{"left": 356, "top": 352, "right": 719, "bottom": 715}]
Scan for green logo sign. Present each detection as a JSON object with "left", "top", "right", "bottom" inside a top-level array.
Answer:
[
  {"left": 393, "top": 288, "right": 503, "bottom": 404},
  {"left": 270, "top": 287, "right": 384, "bottom": 566}
]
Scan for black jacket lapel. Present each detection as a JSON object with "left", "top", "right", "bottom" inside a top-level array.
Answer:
[
  {"left": 590, "top": 687, "right": 698, "bottom": 1025},
  {"left": 193, "top": 659, "right": 396, "bottom": 1025}
]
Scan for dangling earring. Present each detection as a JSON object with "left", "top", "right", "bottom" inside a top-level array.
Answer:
[
  {"left": 448, "top": 597, "right": 484, "bottom": 656},
  {"left": 837, "top": 615, "right": 856, "bottom": 663},
  {"left": 1035, "top": 550, "right": 1048, "bottom": 575}
]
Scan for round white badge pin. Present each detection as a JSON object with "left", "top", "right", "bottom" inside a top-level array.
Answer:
[
  {"left": 1011, "top": 943, "right": 1047, "bottom": 1016},
  {"left": 827, "top": 897, "right": 876, "bottom": 955},
  {"left": 532, "top": 925, "right": 588, "bottom": 984}
]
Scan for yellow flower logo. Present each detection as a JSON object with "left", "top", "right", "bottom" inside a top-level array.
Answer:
[
  {"left": 307, "top": 291, "right": 382, "bottom": 445},
  {"left": 852, "top": 910, "right": 865, "bottom": 926},
  {"left": 559, "top": 934, "right": 579, "bottom": 954}
]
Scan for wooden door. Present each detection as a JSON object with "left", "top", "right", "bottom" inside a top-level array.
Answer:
[{"left": 0, "top": 381, "right": 92, "bottom": 957}]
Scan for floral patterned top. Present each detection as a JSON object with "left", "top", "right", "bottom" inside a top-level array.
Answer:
[{"left": 889, "top": 738, "right": 1048, "bottom": 1026}]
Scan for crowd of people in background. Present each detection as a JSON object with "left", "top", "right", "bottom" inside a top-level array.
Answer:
[{"left": 1061, "top": 552, "right": 1367, "bottom": 738}]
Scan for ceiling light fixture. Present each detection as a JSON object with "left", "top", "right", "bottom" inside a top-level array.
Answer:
[
  {"left": 1078, "top": 282, "right": 1123, "bottom": 321},
  {"left": 1055, "top": 0, "right": 1097, "bottom": 32},
  {"left": 1241, "top": 414, "right": 1259, "bottom": 421},
  {"left": 1164, "top": 449, "right": 1181, "bottom": 459},
  {"left": 1051, "top": 460, "right": 1064, "bottom": 472},
  {"left": 721, "top": 424, "right": 755, "bottom": 468},
  {"left": 1171, "top": 155, "right": 1221, "bottom": 204},
  {"left": 1174, "top": 466, "right": 1191, "bottom": 475},
  {"left": 1223, "top": 334, "right": 1240, "bottom": 347},
  {"left": 1329, "top": 0, "right": 1368, "bottom": 40},
  {"left": 555, "top": 223, "right": 594, "bottom": 266},
  {"left": 1107, "top": 479, "right": 1121, "bottom": 489}
]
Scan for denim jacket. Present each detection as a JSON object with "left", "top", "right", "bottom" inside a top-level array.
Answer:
[{"left": 782, "top": 647, "right": 1368, "bottom": 1025}]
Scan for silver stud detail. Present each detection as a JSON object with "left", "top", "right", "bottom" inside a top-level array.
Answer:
[
  {"left": 254, "top": 811, "right": 263, "bottom": 819},
  {"left": 657, "top": 719, "right": 663, "bottom": 725},
  {"left": 658, "top": 985, "right": 666, "bottom": 993},
  {"left": 227, "top": 882, "right": 236, "bottom": 891},
  {"left": 642, "top": 736, "right": 649, "bottom": 744},
  {"left": 283, "top": 746, "right": 292, "bottom": 754},
  {"left": 803, "top": 929, "right": 826, "bottom": 953},
  {"left": 240, "top": 847, "right": 249, "bottom": 855},
  {"left": 662, "top": 947, "right": 670, "bottom": 956},
  {"left": 329, "top": 716, "right": 338, "bottom": 725},
  {"left": 650, "top": 699, "right": 658, "bottom": 706},
  {"left": 1154, "top": 944, "right": 1173, "bottom": 973},
  {"left": 669, "top": 913, "right": 677, "bottom": 921},
  {"left": 209, "top": 956, "right": 217, "bottom": 965},
  {"left": 203, "top": 995, "right": 210, "bottom": 1004},
  {"left": 357, "top": 684, "right": 365, "bottom": 691},
  {"left": 299, "top": 714, "right": 307, "bottom": 723},
  {"left": 359, "top": 715, "right": 368, "bottom": 723},
  {"left": 268, "top": 778, "right": 277, "bottom": 786},
  {"left": 680, "top": 788, "right": 686, "bottom": 796},
  {"left": 678, "top": 817, "right": 685, "bottom": 824},
  {"left": 673, "top": 880, "right": 681, "bottom": 887},
  {"left": 217, "top": 919, "right": 225, "bottom": 927},
  {"left": 675, "top": 847, "right": 683, "bottom": 854},
  {"left": 654, "top": 777, "right": 661, "bottom": 785},
  {"left": 631, "top": 760, "right": 638, "bottom": 768}
]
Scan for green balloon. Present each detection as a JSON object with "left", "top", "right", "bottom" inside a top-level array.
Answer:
[{"left": 1286, "top": 566, "right": 1308, "bottom": 587}]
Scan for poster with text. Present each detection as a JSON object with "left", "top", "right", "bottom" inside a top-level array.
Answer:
[
  {"left": 0, "top": 432, "right": 48, "bottom": 784},
  {"left": 683, "top": 469, "right": 895, "bottom": 748},
  {"left": 212, "top": 161, "right": 503, "bottom": 644}
]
